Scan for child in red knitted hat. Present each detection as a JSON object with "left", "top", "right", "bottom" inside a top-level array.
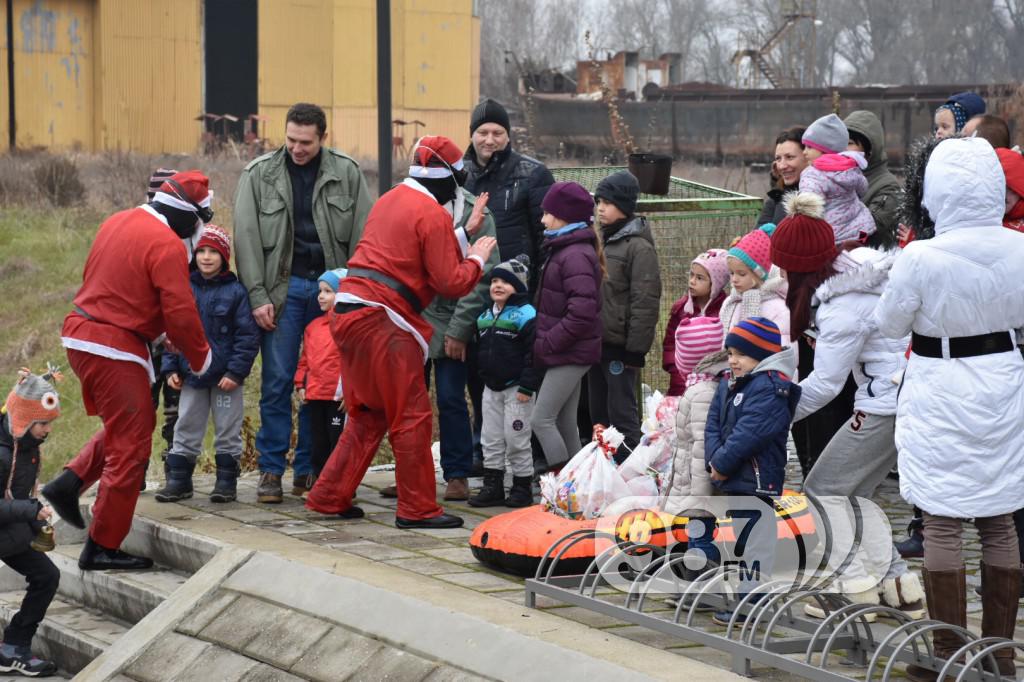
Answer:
[{"left": 158, "top": 225, "right": 260, "bottom": 504}]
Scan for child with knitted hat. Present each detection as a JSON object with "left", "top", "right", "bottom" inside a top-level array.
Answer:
[
  {"left": 705, "top": 317, "right": 800, "bottom": 625},
  {"left": 663, "top": 248, "right": 729, "bottom": 396},
  {"left": 663, "top": 319, "right": 728, "bottom": 585},
  {"left": 719, "top": 224, "right": 791, "bottom": 348},
  {"left": 0, "top": 369, "right": 62, "bottom": 676},
  {"left": 158, "top": 226, "right": 260, "bottom": 504},
  {"left": 934, "top": 91, "right": 986, "bottom": 140},
  {"left": 469, "top": 255, "right": 542, "bottom": 508},
  {"left": 295, "top": 268, "right": 349, "bottom": 490},
  {"left": 997, "top": 147, "right": 1024, "bottom": 232},
  {"left": 532, "top": 182, "right": 603, "bottom": 472}
]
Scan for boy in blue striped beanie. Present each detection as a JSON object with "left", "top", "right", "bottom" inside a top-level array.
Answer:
[{"left": 705, "top": 317, "right": 801, "bottom": 624}]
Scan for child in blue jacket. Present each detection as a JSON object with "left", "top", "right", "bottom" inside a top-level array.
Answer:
[
  {"left": 157, "top": 226, "right": 260, "bottom": 504},
  {"left": 705, "top": 317, "right": 800, "bottom": 624}
]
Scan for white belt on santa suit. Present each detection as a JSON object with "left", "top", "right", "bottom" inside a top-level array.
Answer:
[{"left": 334, "top": 292, "right": 430, "bottom": 362}]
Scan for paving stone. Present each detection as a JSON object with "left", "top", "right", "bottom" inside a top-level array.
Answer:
[
  {"left": 491, "top": 588, "right": 561, "bottom": 608},
  {"left": 178, "top": 590, "right": 240, "bottom": 637},
  {"left": 242, "top": 608, "right": 333, "bottom": 668},
  {"left": 603, "top": 623, "right": 690, "bottom": 650},
  {"left": 292, "top": 529, "right": 366, "bottom": 546},
  {"left": 328, "top": 540, "right": 417, "bottom": 561},
  {"left": 218, "top": 508, "right": 294, "bottom": 524},
  {"left": 350, "top": 649, "right": 440, "bottom": 681},
  {"left": 422, "top": 546, "right": 478, "bottom": 565},
  {"left": 407, "top": 526, "right": 473, "bottom": 539},
  {"left": 241, "top": 663, "right": 309, "bottom": 682},
  {"left": 422, "top": 667, "right": 490, "bottom": 682},
  {"left": 251, "top": 519, "right": 328, "bottom": 535},
  {"left": 545, "top": 605, "right": 626, "bottom": 629},
  {"left": 125, "top": 631, "right": 210, "bottom": 682},
  {"left": 375, "top": 532, "right": 453, "bottom": 550},
  {"left": 171, "top": 645, "right": 259, "bottom": 681},
  {"left": 289, "top": 626, "right": 384, "bottom": 681},
  {"left": 383, "top": 557, "right": 478, "bottom": 576},
  {"left": 435, "top": 571, "right": 520, "bottom": 592},
  {"left": 198, "top": 595, "right": 287, "bottom": 650},
  {"left": 365, "top": 511, "right": 398, "bottom": 525}
]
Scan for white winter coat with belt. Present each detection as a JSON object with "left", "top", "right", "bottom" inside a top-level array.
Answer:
[
  {"left": 795, "top": 247, "right": 907, "bottom": 422},
  {"left": 663, "top": 352, "right": 729, "bottom": 514},
  {"left": 874, "top": 137, "right": 1024, "bottom": 519}
]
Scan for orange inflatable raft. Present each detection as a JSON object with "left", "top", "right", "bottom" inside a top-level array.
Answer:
[{"left": 469, "top": 492, "right": 816, "bottom": 577}]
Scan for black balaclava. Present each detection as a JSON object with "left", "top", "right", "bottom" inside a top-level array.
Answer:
[
  {"left": 150, "top": 202, "right": 201, "bottom": 240},
  {"left": 416, "top": 176, "right": 458, "bottom": 206}
]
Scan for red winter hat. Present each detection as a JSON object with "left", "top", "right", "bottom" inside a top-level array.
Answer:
[
  {"left": 155, "top": 170, "right": 212, "bottom": 215},
  {"left": 997, "top": 148, "right": 1024, "bottom": 198},
  {"left": 410, "top": 136, "right": 465, "bottom": 178},
  {"left": 771, "top": 192, "right": 839, "bottom": 274},
  {"left": 195, "top": 224, "right": 231, "bottom": 267}
]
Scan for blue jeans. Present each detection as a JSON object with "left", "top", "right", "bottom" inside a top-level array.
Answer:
[
  {"left": 256, "top": 276, "right": 323, "bottom": 477},
  {"left": 425, "top": 358, "right": 474, "bottom": 480}
]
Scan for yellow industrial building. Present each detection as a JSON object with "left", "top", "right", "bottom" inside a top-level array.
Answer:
[{"left": 0, "top": 0, "right": 481, "bottom": 157}]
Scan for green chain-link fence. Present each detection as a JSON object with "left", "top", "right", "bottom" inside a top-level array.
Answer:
[{"left": 550, "top": 167, "right": 762, "bottom": 394}]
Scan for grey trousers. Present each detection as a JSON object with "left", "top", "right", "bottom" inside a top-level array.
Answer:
[
  {"left": 169, "top": 384, "right": 244, "bottom": 463},
  {"left": 533, "top": 364, "right": 589, "bottom": 467},
  {"left": 804, "top": 411, "right": 907, "bottom": 581},
  {"left": 481, "top": 386, "right": 534, "bottom": 477}
]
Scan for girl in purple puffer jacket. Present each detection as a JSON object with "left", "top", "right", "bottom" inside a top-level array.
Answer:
[
  {"left": 532, "top": 181, "right": 604, "bottom": 472},
  {"left": 799, "top": 151, "right": 877, "bottom": 243}
]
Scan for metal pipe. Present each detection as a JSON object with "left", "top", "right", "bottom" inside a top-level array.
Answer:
[
  {"left": 5, "top": 0, "right": 14, "bottom": 151},
  {"left": 375, "top": 0, "right": 391, "bottom": 196}
]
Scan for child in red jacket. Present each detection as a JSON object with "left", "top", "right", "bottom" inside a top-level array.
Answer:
[{"left": 295, "top": 269, "right": 347, "bottom": 484}]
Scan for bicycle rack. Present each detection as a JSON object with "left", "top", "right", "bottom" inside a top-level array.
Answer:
[{"left": 524, "top": 528, "right": 1021, "bottom": 681}]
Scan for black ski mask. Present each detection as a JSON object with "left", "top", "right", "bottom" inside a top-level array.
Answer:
[{"left": 150, "top": 202, "right": 202, "bottom": 239}]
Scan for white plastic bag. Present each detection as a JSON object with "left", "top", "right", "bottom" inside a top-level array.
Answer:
[{"left": 541, "top": 426, "right": 631, "bottom": 519}]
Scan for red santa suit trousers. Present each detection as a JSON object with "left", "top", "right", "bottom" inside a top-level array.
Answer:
[
  {"left": 305, "top": 306, "right": 442, "bottom": 520},
  {"left": 65, "top": 349, "right": 155, "bottom": 549}
]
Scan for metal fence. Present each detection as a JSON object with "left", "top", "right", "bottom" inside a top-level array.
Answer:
[{"left": 550, "top": 167, "right": 762, "bottom": 394}]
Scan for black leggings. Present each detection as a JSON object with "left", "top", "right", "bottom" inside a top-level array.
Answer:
[
  {"left": 1, "top": 549, "right": 59, "bottom": 647},
  {"left": 307, "top": 400, "right": 345, "bottom": 477}
]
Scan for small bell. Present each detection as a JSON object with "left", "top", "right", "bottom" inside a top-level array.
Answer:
[{"left": 30, "top": 525, "right": 55, "bottom": 553}]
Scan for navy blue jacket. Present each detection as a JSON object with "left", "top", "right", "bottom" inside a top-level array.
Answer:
[
  {"left": 475, "top": 293, "right": 543, "bottom": 395},
  {"left": 704, "top": 350, "right": 800, "bottom": 496},
  {"left": 166, "top": 270, "right": 260, "bottom": 388}
]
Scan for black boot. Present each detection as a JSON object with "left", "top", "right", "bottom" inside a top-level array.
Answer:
[
  {"left": 154, "top": 454, "right": 195, "bottom": 503},
  {"left": 896, "top": 514, "right": 924, "bottom": 559},
  {"left": 468, "top": 469, "right": 505, "bottom": 508},
  {"left": 41, "top": 469, "right": 85, "bottom": 529},
  {"left": 78, "top": 536, "right": 154, "bottom": 571},
  {"left": 210, "top": 453, "right": 240, "bottom": 503},
  {"left": 505, "top": 476, "right": 534, "bottom": 508}
]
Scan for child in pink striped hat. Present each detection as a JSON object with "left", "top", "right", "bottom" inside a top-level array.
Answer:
[
  {"left": 674, "top": 317, "right": 725, "bottom": 394},
  {"left": 662, "top": 249, "right": 730, "bottom": 396}
]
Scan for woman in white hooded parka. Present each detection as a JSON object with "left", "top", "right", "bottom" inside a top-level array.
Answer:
[{"left": 875, "top": 136, "right": 1024, "bottom": 681}]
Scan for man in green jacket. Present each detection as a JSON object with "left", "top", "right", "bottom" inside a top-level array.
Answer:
[
  {"left": 234, "top": 102, "right": 372, "bottom": 504},
  {"left": 844, "top": 111, "right": 903, "bottom": 250}
]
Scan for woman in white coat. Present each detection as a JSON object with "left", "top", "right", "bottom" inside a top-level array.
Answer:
[
  {"left": 770, "top": 192, "right": 924, "bottom": 623},
  {"left": 875, "top": 136, "right": 1024, "bottom": 681}
]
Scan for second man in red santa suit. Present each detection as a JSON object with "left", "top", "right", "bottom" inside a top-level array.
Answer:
[
  {"left": 306, "top": 136, "right": 496, "bottom": 528},
  {"left": 43, "top": 171, "right": 214, "bottom": 569}
]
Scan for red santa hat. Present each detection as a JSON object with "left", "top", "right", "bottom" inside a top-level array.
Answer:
[
  {"left": 409, "top": 136, "right": 465, "bottom": 179},
  {"left": 153, "top": 170, "right": 213, "bottom": 217},
  {"left": 195, "top": 225, "right": 231, "bottom": 267}
]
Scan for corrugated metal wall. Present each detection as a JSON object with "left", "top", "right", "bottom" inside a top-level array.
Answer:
[
  {"left": 1, "top": 0, "right": 479, "bottom": 154},
  {"left": 0, "top": 1, "right": 8, "bottom": 146},
  {"left": 4, "top": 0, "right": 94, "bottom": 149}
]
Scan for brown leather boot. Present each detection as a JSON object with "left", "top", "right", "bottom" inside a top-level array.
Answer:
[
  {"left": 905, "top": 567, "right": 968, "bottom": 682},
  {"left": 981, "top": 562, "right": 1021, "bottom": 678},
  {"left": 443, "top": 477, "right": 469, "bottom": 501}
]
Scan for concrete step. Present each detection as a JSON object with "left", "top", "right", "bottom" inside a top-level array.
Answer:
[
  {"left": 47, "top": 543, "right": 189, "bottom": 625},
  {"left": 0, "top": 591, "right": 129, "bottom": 675}
]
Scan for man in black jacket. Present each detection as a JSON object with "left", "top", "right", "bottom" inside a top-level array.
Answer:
[
  {"left": 464, "top": 99, "right": 555, "bottom": 468},
  {"left": 0, "top": 370, "right": 61, "bottom": 677}
]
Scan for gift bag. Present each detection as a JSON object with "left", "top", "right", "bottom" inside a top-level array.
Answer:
[{"left": 541, "top": 426, "right": 631, "bottom": 519}]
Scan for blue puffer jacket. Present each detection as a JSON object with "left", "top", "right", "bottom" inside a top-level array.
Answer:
[
  {"left": 166, "top": 270, "right": 260, "bottom": 388},
  {"left": 704, "top": 347, "right": 800, "bottom": 496}
]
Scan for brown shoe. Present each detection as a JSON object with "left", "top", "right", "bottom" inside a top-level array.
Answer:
[
  {"left": 443, "top": 478, "right": 469, "bottom": 501},
  {"left": 980, "top": 561, "right": 1021, "bottom": 677},
  {"left": 257, "top": 472, "right": 283, "bottom": 504},
  {"left": 379, "top": 484, "right": 398, "bottom": 498},
  {"left": 905, "top": 567, "right": 967, "bottom": 682},
  {"left": 291, "top": 472, "right": 315, "bottom": 497}
]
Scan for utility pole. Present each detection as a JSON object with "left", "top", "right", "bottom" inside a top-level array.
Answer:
[
  {"left": 376, "top": 0, "right": 392, "bottom": 196},
  {"left": 6, "top": 0, "right": 15, "bottom": 151}
]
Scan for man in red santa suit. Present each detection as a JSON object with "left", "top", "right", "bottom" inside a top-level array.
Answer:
[
  {"left": 306, "top": 136, "right": 497, "bottom": 528},
  {"left": 43, "top": 171, "right": 214, "bottom": 570}
]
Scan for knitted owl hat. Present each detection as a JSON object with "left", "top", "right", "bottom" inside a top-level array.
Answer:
[{"left": 3, "top": 366, "right": 61, "bottom": 438}]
